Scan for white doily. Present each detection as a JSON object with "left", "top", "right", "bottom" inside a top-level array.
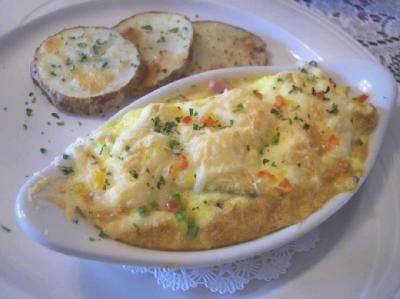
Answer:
[
  {"left": 123, "top": 229, "right": 319, "bottom": 294},
  {"left": 295, "top": 0, "right": 400, "bottom": 83}
]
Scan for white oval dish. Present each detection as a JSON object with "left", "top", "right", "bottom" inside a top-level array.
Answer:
[{"left": 15, "top": 59, "right": 396, "bottom": 267}]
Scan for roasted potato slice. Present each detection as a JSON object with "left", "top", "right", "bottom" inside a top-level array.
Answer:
[
  {"left": 31, "top": 26, "right": 143, "bottom": 114},
  {"left": 183, "top": 21, "right": 268, "bottom": 76},
  {"left": 114, "top": 12, "right": 193, "bottom": 94}
]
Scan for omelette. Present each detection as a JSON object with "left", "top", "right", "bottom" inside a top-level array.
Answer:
[{"left": 31, "top": 66, "right": 377, "bottom": 250}]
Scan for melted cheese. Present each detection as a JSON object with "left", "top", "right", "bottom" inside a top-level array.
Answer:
[{"left": 32, "top": 68, "right": 378, "bottom": 250}]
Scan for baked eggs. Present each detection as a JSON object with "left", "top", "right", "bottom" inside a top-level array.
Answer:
[{"left": 31, "top": 66, "right": 377, "bottom": 250}]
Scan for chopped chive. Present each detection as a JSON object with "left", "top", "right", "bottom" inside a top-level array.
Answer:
[
  {"left": 175, "top": 209, "right": 185, "bottom": 221},
  {"left": 66, "top": 57, "right": 73, "bottom": 66},
  {"left": 156, "top": 176, "right": 166, "bottom": 189},
  {"left": 141, "top": 25, "right": 153, "bottom": 31},
  {"left": 327, "top": 103, "right": 339, "bottom": 114},
  {"left": 1, "top": 224, "right": 11, "bottom": 232},
  {"left": 129, "top": 169, "right": 139, "bottom": 179},
  {"left": 56, "top": 122, "right": 65, "bottom": 126},
  {"left": 101, "top": 61, "right": 108, "bottom": 69},
  {"left": 133, "top": 223, "right": 140, "bottom": 232},
  {"left": 187, "top": 218, "right": 199, "bottom": 238},
  {"left": 62, "top": 153, "right": 70, "bottom": 160},
  {"left": 99, "top": 144, "right": 106, "bottom": 155},
  {"left": 168, "top": 27, "right": 179, "bottom": 33},
  {"left": 26, "top": 108, "right": 33, "bottom": 117},
  {"left": 233, "top": 103, "right": 244, "bottom": 113},
  {"left": 271, "top": 132, "right": 280, "bottom": 145},
  {"left": 138, "top": 205, "right": 150, "bottom": 217},
  {"left": 77, "top": 42, "right": 87, "bottom": 48},
  {"left": 40, "top": 147, "right": 47, "bottom": 155},
  {"left": 51, "top": 112, "right": 60, "bottom": 119},
  {"left": 59, "top": 166, "right": 74, "bottom": 175},
  {"left": 98, "top": 230, "right": 108, "bottom": 238}
]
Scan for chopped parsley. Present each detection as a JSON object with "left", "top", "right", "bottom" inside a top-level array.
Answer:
[
  {"left": 262, "top": 158, "right": 269, "bottom": 165},
  {"left": 307, "top": 75, "right": 318, "bottom": 82},
  {"left": 175, "top": 209, "right": 186, "bottom": 221},
  {"left": 56, "top": 121, "right": 65, "bottom": 126},
  {"left": 51, "top": 112, "right": 60, "bottom": 119},
  {"left": 163, "top": 121, "right": 177, "bottom": 135},
  {"left": 1, "top": 224, "right": 11, "bottom": 233},
  {"left": 62, "top": 153, "right": 70, "bottom": 160},
  {"left": 187, "top": 218, "right": 199, "bottom": 238},
  {"left": 101, "top": 61, "right": 108, "bottom": 69},
  {"left": 99, "top": 144, "right": 106, "bottom": 155},
  {"left": 141, "top": 25, "right": 153, "bottom": 31},
  {"left": 125, "top": 145, "right": 130, "bottom": 152},
  {"left": 102, "top": 178, "right": 110, "bottom": 190},
  {"left": 277, "top": 77, "right": 284, "bottom": 82},
  {"left": 92, "top": 44, "right": 101, "bottom": 55},
  {"left": 98, "top": 230, "right": 108, "bottom": 238},
  {"left": 189, "top": 108, "right": 198, "bottom": 116},
  {"left": 50, "top": 71, "right": 57, "bottom": 77},
  {"left": 288, "top": 85, "right": 303, "bottom": 94},
  {"left": 152, "top": 116, "right": 162, "bottom": 132},
  {"left": 327, "top": 103, "right": 339, "bottom": 114},
  {"left": 168, "top": 139, "right": 181, "bottom": 155},
  {"left": 78, "top": 52, "right": 87, "bottom": 62},
  {"left": 270, "top": 131, "right": 280, "bottom": 145},
  {"left": 173, "top": 193, "right": 182, "bottom": 205},
  {"left": 66, "top": 57, "right": 73, "bottom": 65},
  {"left": 138, "top": 205, "right": 150, "bottom": 217},
  {"left": 133, "top": 223, "right": 140, "bottom": 232},
  {"left": 233, "top": 103, "right": 244, "bottom": 113},
  {"left": 270, "top": 108, "right": 280, "bottom": 116},
  {"left": 40, "top": 147, "right": 47, "bottom": 155},
  {"left": 77, "top": 42, "right": 87, "bottom": 48},
  {"left": 129, "top": 169, "right": 139, "bottom": 179},
  {"left": 157, "top": 36, "right": 166, "bottom": 43},
  {"left": 156, "top": 176, "right": 166, "bottom": 189},
  {"left": 59, "top": 166, "right": 74, "bottom": 175},
  {"left": 169, "top": 27, "right": 179, "bottom": 33},
  {"left": 192, "top": 123, "right": 205, "bottom": 130},
  {"left": 26, "top": 108, "right": 33, "bottom": 117}
]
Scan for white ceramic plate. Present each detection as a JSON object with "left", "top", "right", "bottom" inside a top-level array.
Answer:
[
  {"left": 15, "top": 60, "right": 396, "bottom": 267},
  {"left": 1, "top": 1, "right": 400, "bottom": 298}
]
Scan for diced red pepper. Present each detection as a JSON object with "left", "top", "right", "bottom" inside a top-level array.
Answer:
[
  {"left": 257, "top": 170, "right": 273, "bottom": 179},
  {"left": 208, "top": 79, "right": 229, "bottom": 93},
  {"left": 279, "top": 178, "right": 292, "bottom": 189},
  {"left": 328, "top": 134, "right": 340, "bottom": 146},
  {"left": 355, "top": 93, "right": 368, "bottom": 103},
  {"left": 165, "top": 200, "right": 178, "bottom": 212},
  {"left": 316, "top": 91, "right": 325, "bottom": 100},
  {"left": 182, "top": 116, "right": 192, "bottom": 124},
  {"left": 177, "top": 154, "right": 189, "bottom": 170},
  {"left": 253, "top": 91, "right": 263, "bottom": 100},
  {"left": 202, "top": 116, "right": 215, "bottom": 127},
  {"left": 274, "top": 95, "right": 286, "bottom": 108}
]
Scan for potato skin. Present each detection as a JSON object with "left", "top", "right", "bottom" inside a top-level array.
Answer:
[{"left": 31, "top": 26, "right": 144, "bottom": 115}]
